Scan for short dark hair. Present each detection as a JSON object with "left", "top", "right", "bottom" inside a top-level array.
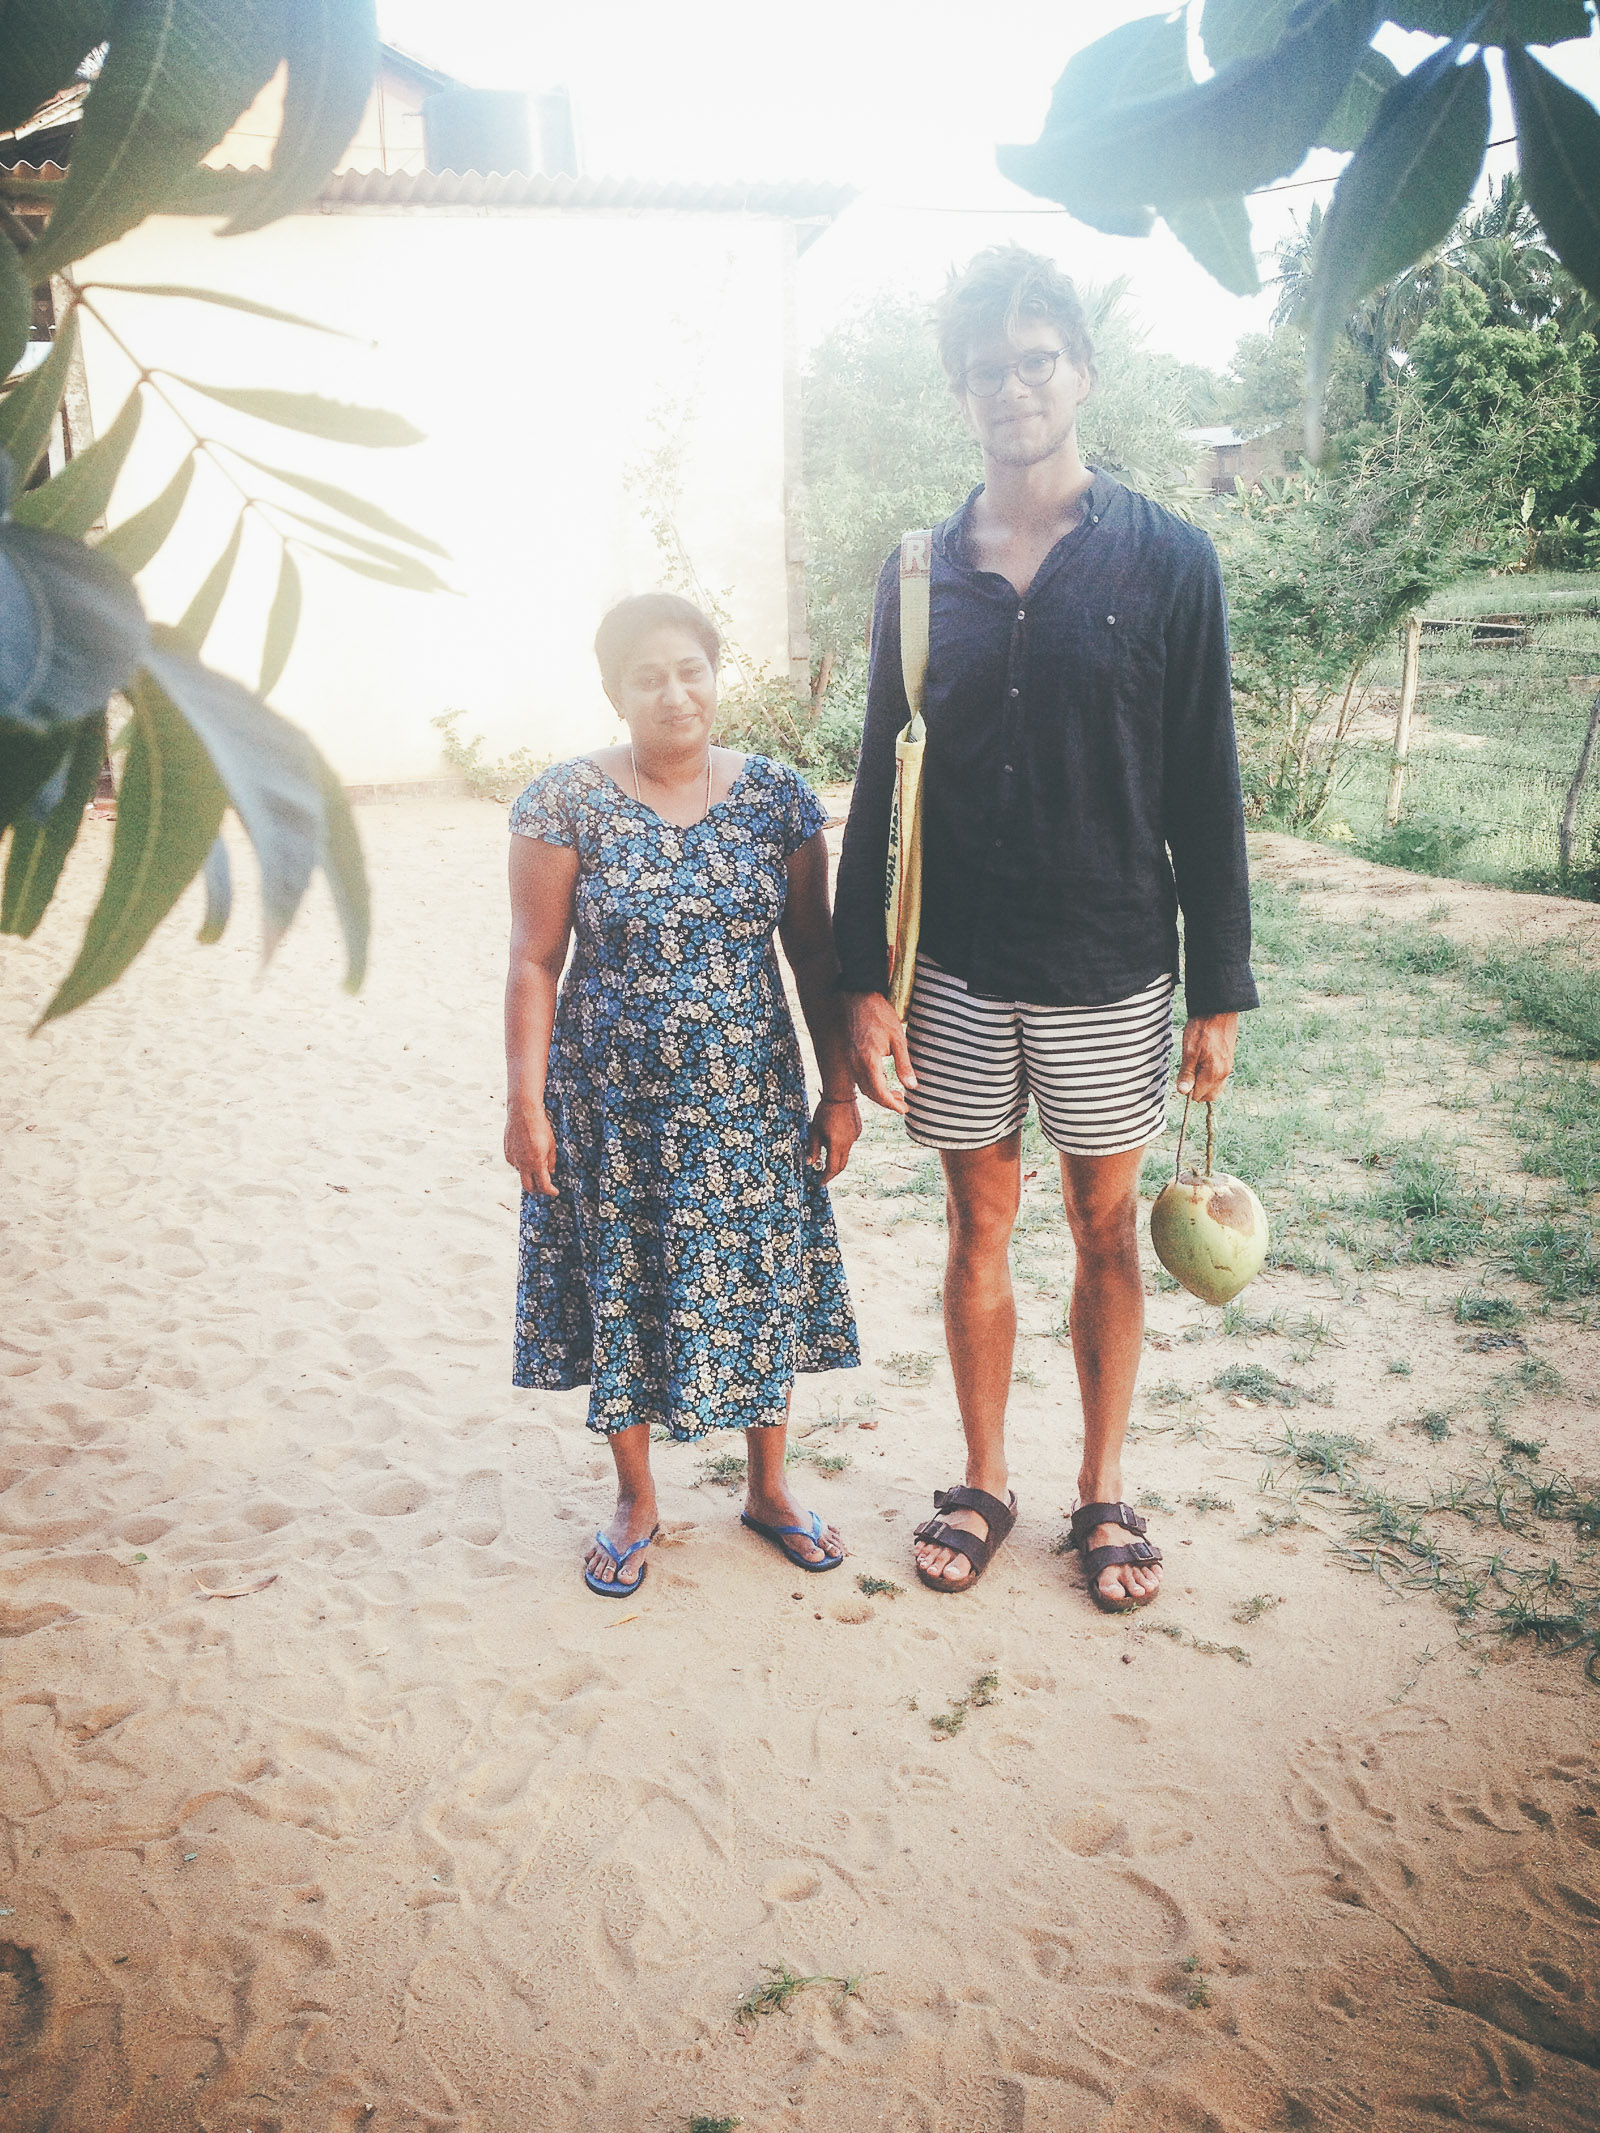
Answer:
[
  {"left": 934, "top": 244, "right": 1095, "bottom": 392},
  {"left": 594, "top": 593, "right": 720, "bottom": 694}
]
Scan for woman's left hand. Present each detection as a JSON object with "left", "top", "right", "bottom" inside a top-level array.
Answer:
[{"left": 807, "top": 1096, "right": 861, "bottom": 1184}]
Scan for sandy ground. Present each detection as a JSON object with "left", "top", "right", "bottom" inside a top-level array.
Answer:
[{"left": 2, "top": 802, "right": 1597, "bottom": 2133}]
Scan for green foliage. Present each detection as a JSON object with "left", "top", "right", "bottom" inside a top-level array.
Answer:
[
  {"left": 1361, "top": 811, "right": 1478, "bottom": 875},
  {"left": 0, "top": 3, "right": 414, "bottom": 1018},
  {"left": 1406, "top": 284, "right": 1596, "bottom": 545},
  {"left": 1000, "top": 3, "right": 1600, "bottom": 443},
  {"left": 733, "top": 1962, "right": 861, "bottom": 2025},
  {"left": 431, "top": 711, "right": 547, "bottom": 806}
]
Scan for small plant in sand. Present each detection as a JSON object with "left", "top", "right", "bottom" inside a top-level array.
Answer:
[
  {"left": 1270, "top": 1426, "right": 1372, "bottom": 1478},
  {"left": 1181, "top": 1956, "right": 1212, "bottom": 2010},
  {"left": 1187, "top": 1490, "right": 1235, "bottom": 1514},
  {"left": 696, "top": 1451, "right": 747, "bottom": 1489},
  {"left": 790, "top": 1445, "right": 852, "bottom": 1478},
  {"left": 1454, "top": 1293, "right": 1526, "bottom": 1330},
  {"left": 1220, "top": 1302, "right": 1283, "bottom": 1340},
  {"left": 1145, "top": 1380, "right": 1194, "bottom": 1410},
  {"left": 1214, "top": 1362, "right": 1329, "bottom": 1409},
  {"left": 1011, "top": 1364, "right": 1045, "bottom": 1388},
  {"left": 1408, "top": 1409, "right": 1455, "bottom": 1443},
  {"left": 856, "top": 1574, "right": 903, "bottom": 1599},
  {"left": 1387, "top": 1358, "right": 1414, "bottom": 1377},
  {"left": 1138, "top": 1490, "right": 1174, "bottom": 1513},
  {"left": 1232, "top": 1593, "right": 1283, "bottom": 1625},
  {"left": 733, "top": 1962, "right": 863, "bottom": 2027},
  {"left": 882, "top": 1351, "right": 936, "bottom": 1386},
  {"left": 930, "top": 1669, "right": 1001, "bottom": 1738},
  {"left": 689, "top": 2118, "right": 742, "bottom": 2133}
]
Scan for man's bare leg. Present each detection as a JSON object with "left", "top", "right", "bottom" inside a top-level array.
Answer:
[
  {"left": 1060, "top": 1145, "right": 1160, "bottom": 1606},
  {"left": 913, "top": 1134, "right": 1021, "bottom": 1584}
]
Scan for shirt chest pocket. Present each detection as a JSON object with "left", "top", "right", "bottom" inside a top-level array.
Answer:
[{"left": 1055, "top": 607, "right": 1163, "bottom": 709}]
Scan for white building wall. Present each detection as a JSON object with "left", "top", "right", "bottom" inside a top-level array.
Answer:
[{"left": 75, "top": 207, "right": 797, "bottom": 784}]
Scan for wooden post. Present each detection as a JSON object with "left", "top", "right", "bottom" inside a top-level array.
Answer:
[
  {"left": 1384, "top": 613, "right": 1421, "bottom": 830},
  {"left": 1558, "top": 688, "right": 1600, "bottom": 876}
]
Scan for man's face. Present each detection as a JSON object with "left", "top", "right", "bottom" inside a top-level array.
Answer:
[{"left": 959, "top": 314, "right": 1091, "bottom": 469}]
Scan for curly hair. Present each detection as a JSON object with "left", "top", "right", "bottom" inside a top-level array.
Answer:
[{"left": 934, "top": 244, "right": 1096, "bottom": 392}]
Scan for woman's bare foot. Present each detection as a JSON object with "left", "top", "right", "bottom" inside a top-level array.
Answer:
[
  {"left": 743, "top": 1479, "right": 842, "bottom": 1565},
  {"left": 583, "top": 1490, "right": 658, "bottom": 1590}
]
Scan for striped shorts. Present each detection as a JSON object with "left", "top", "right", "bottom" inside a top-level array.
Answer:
[{"left": 904, "top": 956, "right": 1176, "bottom": 1157}]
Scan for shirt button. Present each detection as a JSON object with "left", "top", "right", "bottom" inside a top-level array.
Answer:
[
  {"left": 1009, "top": 687, "right": 1019, "bottom": 697},
  {"left": 1016, "top": 609, "right": 1025, "bottom": 621},
  {"left": 1003, "top": 764, "right": 1014, "bottom": 774},
  {"left": 1091, "top": 514, "right": 1099, "bottom": 523}
]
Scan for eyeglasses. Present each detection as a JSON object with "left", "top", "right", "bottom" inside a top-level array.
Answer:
[{"left": 962, "top": 349, "right": 1067, "bottom": 398}]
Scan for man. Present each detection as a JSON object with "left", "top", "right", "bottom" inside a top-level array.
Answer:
[{"left": 832, "top": 246, "right": 1257, "bottom": 1611}]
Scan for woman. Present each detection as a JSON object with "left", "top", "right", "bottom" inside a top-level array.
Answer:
[{"left": 504, "top": 593, "right": 862, "bottom": 1596}]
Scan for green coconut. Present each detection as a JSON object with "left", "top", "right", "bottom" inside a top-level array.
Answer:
[{"left": 1150, "top": 1167, "right": 1270, "bottom": 1306}]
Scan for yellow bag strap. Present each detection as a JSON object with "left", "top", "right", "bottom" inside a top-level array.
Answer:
[{"left": 899, "top": 530, "right": 932, "bottom": 720}]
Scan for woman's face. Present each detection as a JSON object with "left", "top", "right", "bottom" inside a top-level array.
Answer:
[{"left": 609, "top": 626, "right": 718, "bottom": 752}]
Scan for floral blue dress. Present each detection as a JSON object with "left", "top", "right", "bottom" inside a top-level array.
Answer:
[{"left": 509, "top": 754, "right": 860, "bottom": 1438}]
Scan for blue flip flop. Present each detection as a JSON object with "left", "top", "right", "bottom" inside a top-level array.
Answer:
[
  {"left": 740, "top": 1508, "right": 845, "bottom": 1573},
  {"left": 583, "top": 1525, "right": 658, "bottom": 1598}
]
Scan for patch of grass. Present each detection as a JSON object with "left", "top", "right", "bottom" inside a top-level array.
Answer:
[
  {"left": 1138, "top": 1490, "right": 1174, "bottom": 1513},
  {"left": 1221, "top": 1303, "right": 1285, "bottom": 1339},
  {"left": 733, "top": 1963, "right": 863, "bottom": 2027},
  {"left": 882, "top": 1350, "right": 937, "bottom": 1385},
  {"left": 1182, "top": 1955, "right": 1213, "bottom": 2009},
  {"left": 883, "top": 1158, "right": 942, "bottom": 1199},
  {"left": 930, "top": 1669, "right": 1001, "bottom": 1738},
  {"left": 1387, "top": 1358, "right": 1413, "bottom": 1376},
  {"left": 857, "top": 1574, "right": 902, "bottom": 1599},
  {"left": 1272, "top": 1426, "right": 1373, "bottom": 1477},
  {"left": 1501, "top": 1216, "right": 1600, "bottom": 1301},
  {"left": 690, "top": 2119, "right": 742, "bottom": 2133},
  {"left": 1146, "top": 1379, "right": 1194, "bottom": 1409},
  {"left": 696, "top": 1451, "right": 747, "bottom": 1487},
  {"left": 1408, "top": 1409, "right": 1455, "bottom": 1442},
  {"left": 1011, "top": 1364, "right": 1045, "bottom": 1388},
  {"left": 1187, "top": 1490, "right": 1235, "bottom": 1513},
  {"left": 1213, "top": 1362, "right": 1328, "bottom": 1408},
  {"left": 791, "top": 1445, "right": 852, "bottom": 1478},
  {"left": 1454, "top": 1292, "right": 1526, "bottom": 1329},
  {"left": 1232, "top": 1593, "right": 1283, "bottom": 1625}
]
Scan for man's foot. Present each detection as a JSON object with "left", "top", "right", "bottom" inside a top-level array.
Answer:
[
  {"left": 913, "top": 1477, "right": 1012, "bottom": 1587},
  {"left": 743, "top": 1482, "right": 842, "bottom": 1567},
  {"left": 1074, "top": 1493, "right": 1163, "bottom": 1610},
  {"left": 584, "top": 1495, "right": 659, "bottom": 1591}
]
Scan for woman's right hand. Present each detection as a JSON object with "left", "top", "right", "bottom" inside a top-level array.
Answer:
[{"left": 505, "top": 1102, "right": 559, "bottom": 1197}]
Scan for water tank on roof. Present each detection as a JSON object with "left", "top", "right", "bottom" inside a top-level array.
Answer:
[
  {"left": 422, "top": 88, "right": 532, "bottom": 177},
  {"left": 534, "top": 88, "right": 578, "bottom": 178}
]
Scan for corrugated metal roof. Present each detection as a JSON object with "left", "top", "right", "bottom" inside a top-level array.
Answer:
[
  {"left": 317, "top": 167, "right": 855, "bottom": 217},
  {"left": 0, "top": 160, "right": 853, "bottom": 221}
]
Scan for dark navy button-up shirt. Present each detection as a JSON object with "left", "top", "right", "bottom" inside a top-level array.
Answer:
[{"left": 832, "top": 474, "right": 1259, "bottom": 1018}]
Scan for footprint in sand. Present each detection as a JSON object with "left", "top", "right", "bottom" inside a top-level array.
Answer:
[{"left": 451, "top": 1470, "right": 504, "bottom": 1547}]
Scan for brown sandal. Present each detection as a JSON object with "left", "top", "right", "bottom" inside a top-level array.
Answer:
[
  {"left": 912, "top": 1485, "right": 1017, "bottom": 1593},
  {"left": 1068, "top": 1501, "right": 1163, "bottom": 1614}
]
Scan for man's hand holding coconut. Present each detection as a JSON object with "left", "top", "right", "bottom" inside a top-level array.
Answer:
[{"left": 833, "top": 247, "right": 1258, "bottom": 1613}]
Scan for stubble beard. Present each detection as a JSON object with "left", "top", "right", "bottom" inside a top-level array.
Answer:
[{"left": 980, "top": 408, "right": 1080, "bottom": 470}]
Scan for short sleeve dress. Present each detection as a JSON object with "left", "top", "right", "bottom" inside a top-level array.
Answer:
[{"left": 509, "top": 754, "right": 860, "bottom": 1439}]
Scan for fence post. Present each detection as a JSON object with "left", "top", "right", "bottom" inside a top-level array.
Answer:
[
  {"left": 1558, "top": 688, "right": 1600, "bottom": 876},
  {"left": 1384, "top": 613, "right": 1422, "bottom": 830}
]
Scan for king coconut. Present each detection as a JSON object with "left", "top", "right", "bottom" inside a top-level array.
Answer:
[{"left": 1150, "top": 1112, "right": 1269, "bottom": 1306}]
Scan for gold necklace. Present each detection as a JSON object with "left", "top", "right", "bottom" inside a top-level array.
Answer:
[{"left": 630, "top": 744, "right": 712, "bottom": 821}]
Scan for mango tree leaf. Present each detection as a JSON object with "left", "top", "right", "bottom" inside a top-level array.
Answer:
[
  {"left": 222, "top": 446, "right": 449, "bottom": 553},
  {"left": 0, "top": 233, "right": 32, "bottom": 386},
  {"left": 197, "top": 829, "right": 230, "bottom": 942},
  {"left": 167, "top": 377, "right": 423, "bottom": 446},
  {"left": 998, "top": 0, "right": 1383, "bottom": 231},
  {"left": 1014, "top": 12, "right": 1189, "bottom": 236},
  {"left": 0, "top": 511, "right": 148, "bottom": 730},
  {"left": 0, "top": 721, "right": 71, "bottom": 835},
  {"left": 1307, "top": 48, "right": 1490, "bottom": 452},
  {"left": 310, "top": 745, "right": 367, "bottom": 989},
  {"left": 12, "top": 387, "right": 142, "bottom": 536},
  {"left": 258, "top": 547, "right": 301, "bottom": 696},
  {"left": 224, "top": 0, "right": 379, "bottom": 234},
  {"left": 0, "top": 309, "right": 79, "bottom": 485},
  {"left": 1162, "top": 195, "right": 1259, "bottom": 295},
  {"left": 1386, "top": 1, "right": 1590, "bottom": 37},
  {"left": 1505, "top": 46, "right": 1600, "bottom": 302},
  {"left": 1319, "top": 44, "right": 1402, "bottom": 152},
  {"left": 275, "top": 505, "right": 451, "bottom": 585},
  {"left": 93, "top": 450, "right": 195, "bottom": 574},
  {"left": 170, "top": 513, "right": 243, "bottom": 653},
  {"left": 0, "top": 1, "right": 113, "bottom": 131},
  {"left": 80, "top": 281, "right": 370, "bottom": 340},
  {"left": 1200, "top": 0, "right": 1296, "bottom": 69},
  {"left": 37, "top": 670, "right": 225, "bottom": 1023},
  {"left": 300, "top": 540, "right": 451, "bottom": 592},
  {"left": 1, "top": 708, "right": 105, "bottom": 936},
  {"left": 145, "top": 641, "right": 319, "bottom": 956},
  {"left": 27, "top": 1, "right": 283, "bottom": 278}
]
